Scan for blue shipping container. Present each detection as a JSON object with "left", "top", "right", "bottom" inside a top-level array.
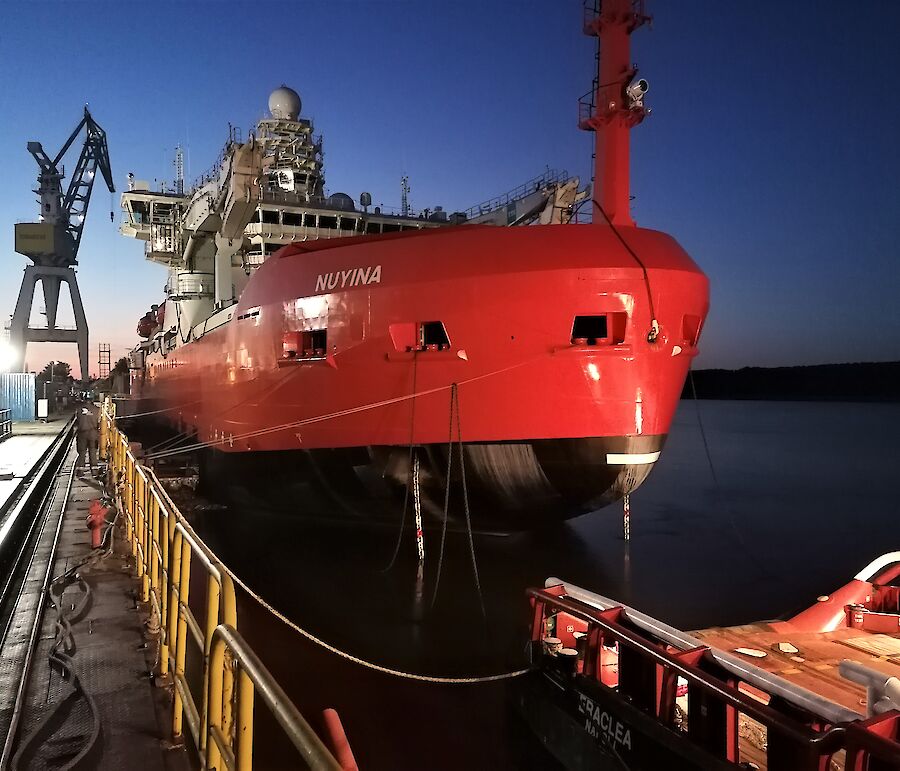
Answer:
[{"left": 0, "top": 373, "right": 36, "bottom": 420}]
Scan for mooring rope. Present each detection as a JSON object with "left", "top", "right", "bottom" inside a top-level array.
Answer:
[
  {"left": 123, "top": 443, "right": 529, "bottom": 684},
  {"left": 144, "top": 354, "right": 541, "bottom": 462},
  {"left": 116, "top": 400, "right": 203, "bottom": 420},
  {"left": 220, "top": 554, "right": 530, "bottom": 685},
  {"left": 454, "top": 384, "right": 486, "bottom": 618}
]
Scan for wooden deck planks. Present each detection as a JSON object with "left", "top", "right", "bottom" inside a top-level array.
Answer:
[{"left": 693, "top": 623, "right": 900, "bottom": 713}]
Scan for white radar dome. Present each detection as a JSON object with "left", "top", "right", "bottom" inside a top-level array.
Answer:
[{"left": 269, "top": 86, "right": 301, "bottom": 120}]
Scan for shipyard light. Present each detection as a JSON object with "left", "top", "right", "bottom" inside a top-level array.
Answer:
[{"left": 0, "top": 340, "right": 18, "bottom": 372}]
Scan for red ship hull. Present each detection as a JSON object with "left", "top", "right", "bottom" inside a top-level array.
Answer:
[{"left": 135, "top": 224, "right": 708, "bottom": 526}]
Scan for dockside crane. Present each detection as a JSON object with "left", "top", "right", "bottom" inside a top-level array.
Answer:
[{"left": 9, "top": 107, "right": 114, "bottom": 381}]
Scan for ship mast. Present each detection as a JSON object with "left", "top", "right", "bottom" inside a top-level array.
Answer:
[{"left": 580, "top": 0, "right": 650, "bottom": 227}]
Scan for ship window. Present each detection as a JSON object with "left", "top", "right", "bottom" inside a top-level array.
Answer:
[
  {"left": 130, "top": 200, "right": 148, "bottom": 223},
  {"left": 282, "top": 329, "right": 327, "bottom": 360},
  {"left": 420, "top": 321, "right": 450, "bottom": 350},
  {"left": 365, "top": 221, "right": 381, "bottom": 234},
  {"left": 237, "top": 307, "right": 260, "bottom": 321},
  {"left": 340, "top": 217, "right": 356, "bottom": 232},
  {"left": 382, "top": 223, "right": 401, "bottom": 233},
  {"left": 282, "top": 331, "right": 300, "bottom": 358},
  {"left": 319, "top": 215, "right": 338, "bottom": 229},
  {"left": 302, "top": 329, "right": 327, "bottom": 357},
  {"left": 572, "top": 315, "right": 608, "bottom": 345},
  {"left": 283, "top": 212, "right": 302, "bottom": 226},
  {"left": 261, "top": 209, "right": 279, "bottom": 224}
]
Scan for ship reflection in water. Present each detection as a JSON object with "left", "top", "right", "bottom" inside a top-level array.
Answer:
[{"left": 178, "top": 399, "right": 899, "bottom": 678}]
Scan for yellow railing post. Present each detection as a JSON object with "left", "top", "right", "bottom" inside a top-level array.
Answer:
[
  {"left": 237, "top": 669, "right": 255, "bottom": 771},
  {"left": 198, "top": 571, "right": 221, "bottom": 755},
  {"left": 104, "top": 418, "right": 342, "bottom": 771},
  {"left": 170, "top": 530, "right": 190, "bottom": 740},
  {"left": 206, "top": 636, "right": 226, "bottom": 770},
  {"left": 222, "top": 647, "right": 236, "bottom": 759},
  {"left": 99, "top": 403, "right": 108, "bottom": 461},
  {"left": 158, "top": 493, "right": 171, "bottom": 678},
  {"left": 120, "top": 437, "right": 133, "bottom": 546},
  {"left": 221, "top": 573, "right": 238, "bottom": 747},
  {"left": 166, "top": 528, "right": 182, "bottom": 687},
  {"left": 139, "top": 473, "right": 150, "bottom": 602},
  {"left": 149, "top": 488, "right": 161, "bottom": 619},
  {"left": 127, "top": 453, "right": 137, "bottom": 559}
]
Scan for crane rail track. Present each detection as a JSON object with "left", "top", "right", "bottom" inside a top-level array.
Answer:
[{"left": 0, "top": 420, "right": 75, "bottom": 699}]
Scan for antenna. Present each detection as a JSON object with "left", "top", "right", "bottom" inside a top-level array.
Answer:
[
  {"left": 174, "top": 144, "right": 184, "bottom": 195},
  {"left": 401, "top": 175, "right": 410, "bottom": 217}
]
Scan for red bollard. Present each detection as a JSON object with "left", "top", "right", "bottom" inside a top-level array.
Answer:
[
  {"left": 86, "top": 499, "right": 109, "bottom": 549},
  {"left": 322, "top": 708, "right": 358, "bottom": 771}
]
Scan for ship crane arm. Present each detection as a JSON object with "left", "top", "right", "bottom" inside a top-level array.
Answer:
[{"left": 177, "top": 138, "right": 262, "bottom": 312}]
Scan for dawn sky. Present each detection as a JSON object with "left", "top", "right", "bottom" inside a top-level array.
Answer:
[{"left": 1, "top": 0, "right": 898, "bottom": 375}]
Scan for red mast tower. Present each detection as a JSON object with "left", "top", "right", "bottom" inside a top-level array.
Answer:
[{"left": 580, "top": 0, "right": 651, "bottom": 227}]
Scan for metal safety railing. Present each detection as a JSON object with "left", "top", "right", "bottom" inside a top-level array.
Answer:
[
  {"left": 462, "top": 169, "right": 570, "bottom": 219},
  {"left": 528, "top": 584, "right": 900, "bottom": 769},
  {"left": 0, "top": 409, "right": 11, "bottom": 443},
  {"left": 100, "top": 401, "right": 343, "bottom": 771}
]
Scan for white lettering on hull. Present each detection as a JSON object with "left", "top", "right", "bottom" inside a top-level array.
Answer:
[
  {"left": 314, "top": 265, "right": 382, "bottom": 294},
  {"left": 578, "top": 694, "right": 633, "bottom": 751}
]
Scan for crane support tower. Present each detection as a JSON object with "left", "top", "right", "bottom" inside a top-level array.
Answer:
[{"left": 10, "top": 107, "right": 114, "bottom": 381}]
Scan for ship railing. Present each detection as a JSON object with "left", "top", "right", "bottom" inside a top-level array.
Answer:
[
  {"left": 528, "top": 585, "right": 900, "bottom": 769},
  {"left": 578, "top": 87, "right": 596, "bottom": 127},
  {"left": 258, "top": 188, "right": 407, "bottom": 218},
  {"left": 99, "top": 401, "right": 345, "bottom": 770},
  {"left": 462, "top": 169, "right": 569, "bottom": 218},
  {"left": 207, "top": 624, "right": 342, "bottom": 771}
]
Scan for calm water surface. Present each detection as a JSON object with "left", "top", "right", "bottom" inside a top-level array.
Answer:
[{"left": 187, "top": 400, "right": 900, "bottom": 678}]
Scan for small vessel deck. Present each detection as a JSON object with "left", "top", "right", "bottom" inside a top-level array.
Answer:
[
  {"left": 693, "top": 623, "right": 900, "bottom": 714},
  {"left": 520, "top": 572, "right": 900, "bottom": 770}
]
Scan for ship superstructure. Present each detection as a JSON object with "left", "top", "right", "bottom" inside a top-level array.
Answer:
[{"left": 120, "top": 86, "right": 581, "bottom": 361}]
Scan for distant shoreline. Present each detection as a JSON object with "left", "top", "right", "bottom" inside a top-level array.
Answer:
[{"left": 682, "top": 361, "right": 900, "bottom": 402}]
